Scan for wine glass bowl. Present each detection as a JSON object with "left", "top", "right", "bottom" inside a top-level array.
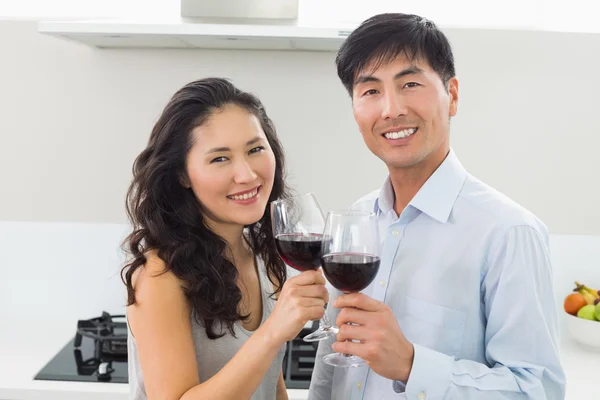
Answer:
[
  {"left": 320, "top": 210, "right": 381, "bottom": 368},
  {"left": 270, "top": 193, "right": 336, "bottom": 342}
]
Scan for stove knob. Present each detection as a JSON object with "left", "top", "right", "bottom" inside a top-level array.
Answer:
[
  {"left": 97, "top": 362, "right": 112, "bottom": 381},
  {"left": 98, "top": 362, "right": 109, "bottom": 375}
]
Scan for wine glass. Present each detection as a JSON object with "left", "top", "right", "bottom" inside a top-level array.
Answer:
[
  {"left": 320, "top": 210, "right": 381, "bottom": 367},
  {"left": 270, "top": 193, "right": 337, "bottom": 342}
]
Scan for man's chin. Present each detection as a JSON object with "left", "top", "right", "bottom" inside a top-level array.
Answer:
[{"left": 380, "top": 154, "right": 422, "bottom": 170}]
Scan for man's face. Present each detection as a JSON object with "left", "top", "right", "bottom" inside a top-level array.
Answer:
[{"left": 351, "top": 54, "right": 459, "bottom": 171}]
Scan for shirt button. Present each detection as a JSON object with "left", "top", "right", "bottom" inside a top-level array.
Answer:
[
  {"left": 379, "top": 280, "right": 386, "bottom": 287},
  {"left": 418, "top": 392, "right": 426, "bottom": 400},
  {"left": 392, "top": 229, "right": 400, "bottom": 236},
  {"left": 356, "top": 382, "right": 363, "bottom": 389}
]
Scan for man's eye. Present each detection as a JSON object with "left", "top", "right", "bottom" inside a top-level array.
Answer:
[
  {"left": 210, "top": 156, "right": 228, "bottom": 163},
  {"left": 363, "top": 89, "right": 378, "bottom": 96},
  {"left": 403, "top": 82, "right": 420, "bottom": 88}
]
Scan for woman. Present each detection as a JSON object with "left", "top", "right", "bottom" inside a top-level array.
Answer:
[{"left": 122, "top": 77, "right": 328, "bottom": 400}]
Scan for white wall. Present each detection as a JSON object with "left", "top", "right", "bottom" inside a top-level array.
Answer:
[
  {"left": 3, "top": 1, "right": 600, "bottom": 33},
  {"left": 0, "top": 0, "right": 179, "bottom": 19},
  {"left": 330, "top": 0, "right": 600, "bottom": 32},
  {"left": 1, "top": 21, "right": 599, "bottom": 234},
  {"left": 1, "top": 20, "right": 599, "bottom": 347},
  {"left": 0, "top": 221, "right": 129, "bottom": 323},
  {"left": 1, "top": 221, "right": 598, "bottom": 333},
  {"left": 0, "top": 22, "right": 600, "bottom": 234}
]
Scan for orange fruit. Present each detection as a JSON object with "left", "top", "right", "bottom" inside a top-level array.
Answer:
[{"left": 564, "top": 293, "right": 588, "bottom": 315}]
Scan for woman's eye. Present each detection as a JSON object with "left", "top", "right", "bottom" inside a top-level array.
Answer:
[
  {"left": 249, "top": 146, "right": 265, "bottom": 154},
  {"left": 210, "top": 156, "right": 228, "bottom": 163}
]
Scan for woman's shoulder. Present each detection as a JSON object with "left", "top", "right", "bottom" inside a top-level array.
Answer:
[
  {"left": 143, "top": 249, "right": 168, "bottom": 272},
  {"left": 131, "top": 249, "right": 186, "bottom": 295},
  {"left": 126, "top": 249, "right": 192, "bottom": 339}
]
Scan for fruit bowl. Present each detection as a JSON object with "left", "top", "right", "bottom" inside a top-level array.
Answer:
[
  {"left": 564, "top": 312, "right": 600, "bottom": 350},
  {"left": 563, "top": 281, "right": 600, "bottom": 349}
]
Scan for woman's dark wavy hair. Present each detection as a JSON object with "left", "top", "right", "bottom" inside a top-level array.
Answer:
[{"left": 121, "top": 77, "right": 290, "bottom": 339}]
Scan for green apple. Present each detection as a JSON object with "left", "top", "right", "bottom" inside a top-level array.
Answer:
[
  {"left": 577, "top": 304, "right": 597, "bottom": 321},
  {"left": 595, "top": 303, "right": 600, "bottom": 321}
]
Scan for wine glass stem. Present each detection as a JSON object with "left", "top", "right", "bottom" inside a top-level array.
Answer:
[
  {"left": 342, "top": 322, "right": 353, "bottom": 357},
  {"left": 320, "top": 307, "right": 332, "bottom": 328}
]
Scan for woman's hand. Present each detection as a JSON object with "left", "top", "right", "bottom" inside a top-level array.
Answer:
[{"left": 265, "top": 270, "right": 329, "bottom": 343}]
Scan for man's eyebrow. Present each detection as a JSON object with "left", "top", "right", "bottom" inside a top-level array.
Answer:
[{"left": 355, "top": 66, "right": 425, "bottom": 86}]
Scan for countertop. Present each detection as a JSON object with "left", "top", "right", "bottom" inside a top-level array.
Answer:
[
  {"left": 1, "top": 316, "right": 598, "bottom": 399},
  {"left": 0, "top": 316, "right": 307, "bottom": 400}
]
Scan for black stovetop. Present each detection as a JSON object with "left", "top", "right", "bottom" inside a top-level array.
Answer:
[
  {"left": 35, "top": 312, "right": 128, "bottom": 383},
  {"left": 34, "top": 337, "right": 129, "bottom": 383},
  {"left": 34, "top": 312, "right": 316, "bottom": 388}
]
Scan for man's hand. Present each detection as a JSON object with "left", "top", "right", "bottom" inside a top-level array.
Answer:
[{"left": 333, "top": 293, "right": 414, "bottom": 382}]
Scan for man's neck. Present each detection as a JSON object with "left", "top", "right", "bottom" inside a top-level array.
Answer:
[{"left": 389, "top": 147, "right": 450, "bottom": 216}]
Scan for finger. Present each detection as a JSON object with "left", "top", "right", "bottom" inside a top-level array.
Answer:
[
  {"left": 295, "top": 297, "right": 326, "bottom": 308},
  {"left": 334, "top": 293, "right": 382, "bottom": 311},
  {"left": 335, "top": 307, "right": 371, "bottom": 326},
  {"left": 331, "top": 340, "right": 366, "bottom": 359},
  {"left": 304, "top": 305, "right": 326, "bottom": 322},
  {"left": 293, "top": 284, "right": 329, "bottom": 301},
  {"left": 336, "top": 324, "right": 370, "bottom": 342},
  {"left": 291, "top": 270, "right": 326, "bottom": 286}
]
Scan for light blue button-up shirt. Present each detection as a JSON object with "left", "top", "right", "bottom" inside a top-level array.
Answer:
[{"left": 309, "top": 150, "right": 566, "bottom": 399}]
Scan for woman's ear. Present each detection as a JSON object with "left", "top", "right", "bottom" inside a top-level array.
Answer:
[{"left": 179, "top": 173, "right": 191, "bottom": 189}]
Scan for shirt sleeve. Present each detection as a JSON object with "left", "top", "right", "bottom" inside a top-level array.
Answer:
[{"left": 404, "top": 225, "right": 566, "bottom": 399}]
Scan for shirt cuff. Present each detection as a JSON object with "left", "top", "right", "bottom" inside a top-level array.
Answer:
[{"left": 404, "top": 344, "right": 453, "bottom": 399}]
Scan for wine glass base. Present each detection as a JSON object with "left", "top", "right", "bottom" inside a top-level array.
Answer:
[
  {"left": 303, "top": 325, "right": 339, "bottom": 342},
  {"left": 322, "top": 353, "right": 367, "bottom": 368}
]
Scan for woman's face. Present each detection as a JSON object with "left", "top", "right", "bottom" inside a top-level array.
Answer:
[{"left": 184, "top": 104, "right": 277, "bottom": 230}]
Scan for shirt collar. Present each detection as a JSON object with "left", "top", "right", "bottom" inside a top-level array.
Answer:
[
  {"left": 374, "top": 149, "right": 468, "bottom": 223},
  {"left": 374, "top": 176, "right": 395, "bottom": 214}
]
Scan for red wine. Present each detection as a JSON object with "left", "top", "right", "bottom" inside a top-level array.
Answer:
[
  {"left": 321, "top": 253, "right": 380, "bottom": 292},
  {"left": 275, "top": 233, "right": 323, "bottom": 272}
]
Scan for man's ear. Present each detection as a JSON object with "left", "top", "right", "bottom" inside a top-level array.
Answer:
[{"left": 448, "top": 77, "right": 459, "bottom": 117}]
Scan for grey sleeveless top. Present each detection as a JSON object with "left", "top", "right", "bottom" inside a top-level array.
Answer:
[{"left": 127, "top": 256, "right": 286, "bottom": 400}]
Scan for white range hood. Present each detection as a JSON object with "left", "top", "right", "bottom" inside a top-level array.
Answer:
[
  {"left": 37, "top": 0, "right": 352, "bottom": 51},
  {"left": 37, "top": 18, "right": 353, "bottom": 51},
  {"left": 37, "top": 0, "right": 599, "bottom": 51},
  {"left": 181, "top": 0, "right": 300, "bottom": 20}
]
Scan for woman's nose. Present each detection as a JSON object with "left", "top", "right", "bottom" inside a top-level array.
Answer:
[{"left": 233, "top": 160, "right": 257, "bottom": 184}]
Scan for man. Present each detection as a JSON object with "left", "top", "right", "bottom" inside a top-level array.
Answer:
[{"left": 308, "top": 13, "right": 565, "bottom": 400}]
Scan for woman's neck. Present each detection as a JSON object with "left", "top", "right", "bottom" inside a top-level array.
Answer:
[{"left": 207, "top": 220, "right": 254, "bottom": 271}]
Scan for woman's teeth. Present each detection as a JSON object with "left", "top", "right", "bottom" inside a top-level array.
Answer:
[
  {"left": 228, "top": 189, "right": 258, "bottom": 201},
  {"left": 384, "top": 128, "right": 417, "bottom": 139}
]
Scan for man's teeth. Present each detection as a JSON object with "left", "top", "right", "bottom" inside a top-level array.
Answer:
[
  {"left": 384, "top": 128, "right": 417, "bottom": 139},
  {"left": 228, "top": 189, "right": 258, "bottom": 200}
]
